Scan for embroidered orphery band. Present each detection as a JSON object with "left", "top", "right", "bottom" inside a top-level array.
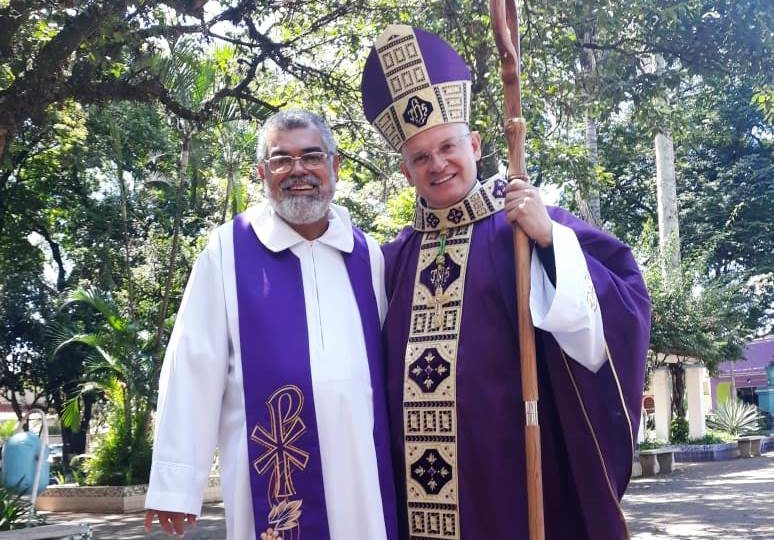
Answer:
[
  {"left": 403, "top": 223, "right": 477, "bottom": 540},
  {"left": 402, "top": 176, "right": 507, "bottom": 539},
  {"left": 412, "top": 177, "right": 507, "bottom": 232}
]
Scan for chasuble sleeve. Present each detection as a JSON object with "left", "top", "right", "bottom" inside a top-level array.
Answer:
[
  {"left": 146, "top": 233, "right": 230, "bottom": 516},
  {"left": 529, "top": 220, "right": 607, "bottom": 372},
  {"left": 543, "top": 206, "right": 650, "bottom": 494}
]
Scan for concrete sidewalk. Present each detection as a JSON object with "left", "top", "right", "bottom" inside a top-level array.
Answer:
[
  {"left": 42, "top": 453, "right": 773, "bottom": 539},
  {"left": 623, "top": 453, "right": 773, "bottom": 539}
]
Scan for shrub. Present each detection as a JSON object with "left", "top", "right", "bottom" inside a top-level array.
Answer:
[
  {"left": 0, "top": 484, "right": 45, "bottom": 530},
  {"left": 686, "top": 431, "right": 735, "bottom": 445},
  {"left": 706, "top": 399, "right": 763, "bottom": 436},
  {"left": 637, "top": 438, "right": 667, "bottom": 450},
  {"left": 0, "top": 420, "right": 17, "bottom": 442},
  {"left": 670, "top": 417, "right": 689, "bottom": 444},
  {"left": 82, "top": 406, "right": 152, "bottom": 486}
]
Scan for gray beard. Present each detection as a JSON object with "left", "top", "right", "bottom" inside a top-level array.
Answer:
[{"left": 266, "top": 174, "right": 335, "bottom": 225}]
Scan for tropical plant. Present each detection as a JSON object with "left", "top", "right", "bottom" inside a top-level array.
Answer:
[
  {"left": 81, "top": 380, "right": 153, "bottom": 486},
  {"left": 687, "top": 431, "right": 735, "bottom": 445},
  {"left": 0, "top": 485, "right": 28, "bottom": 531},
  {"left": 0, "top": 420, "right": 16, "bottom": 442},
  {"left": 706, "top": 400, "right": 764, "bottom": 437},
  {"left": 0, "top": 483, "right": 45, "bottom": 531},
  {"left": 50, "top": 287, "right": 155, "bottom": 485},
  {"left": 670, "top": 417, "right": 689, "bottom": 444},
  {"left": 637, "top": 438, "right": 668, "bottom": 450}
]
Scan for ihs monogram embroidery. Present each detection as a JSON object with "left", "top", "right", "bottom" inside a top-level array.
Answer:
[{"left": 403, "top": 95, "right": 434, "bottom": 127}]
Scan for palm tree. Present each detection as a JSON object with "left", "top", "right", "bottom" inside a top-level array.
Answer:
[{"left": 51, "top": 287, "right": 154, "bottom": 485}]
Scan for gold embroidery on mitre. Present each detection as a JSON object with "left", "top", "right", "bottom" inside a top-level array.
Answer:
[
  {"left": 403, "top": 224, "right": 473, "bottom": 540},
  {"left": 371, "top": 25, "right": 472, "bottom": 151}
]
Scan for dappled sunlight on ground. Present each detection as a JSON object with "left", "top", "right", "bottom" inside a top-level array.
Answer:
[
  {"left": 623, "top": 454, "right": 774, "bottom": 540},
  {"left": 40, "top": 453, "right": 773, "bottom": 539}
]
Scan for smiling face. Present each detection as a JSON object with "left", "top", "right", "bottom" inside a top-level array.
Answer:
[
  {"left": 400, "top": 122, "right": 481, "bottom": 209},
  {"left": 258, "top": 126, "right": 339, "bottom": 239}
]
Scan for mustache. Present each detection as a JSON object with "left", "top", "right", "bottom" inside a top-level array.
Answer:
[{"left": 280, "top": 175, "right": 321, "bottom": 190}]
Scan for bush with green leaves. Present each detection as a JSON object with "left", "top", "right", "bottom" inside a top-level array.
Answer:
[
  {"left": 0, "top": 484, "right": 45, "bottom": 531},
  {"left": 706, "top": 399, "right": 763, "bottom": 436},
  {"left": 637, "top": 438, "right": 668, "bottom": 450},
  {"left": 0, "top": 420, "right": 17, "bottom": 442},
  {"left": 52, "top": 288, "right": 155, "bottom": 485},
  {"left": 670, "top": 417, "right": 689, "bottom": 444},
  {"left": 81, "top": 380, "right": 153, "bottom": 486},
  {"left": 686, "top": 431, "right": 735, "bottom": 445}
]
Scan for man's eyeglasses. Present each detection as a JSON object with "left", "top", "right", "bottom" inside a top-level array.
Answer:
[
  {"left": 264, "top": 151, "right": 331, "bottom": 174},
  {"left": 408, "top": 133, "right": 471, "bottom": 168}
]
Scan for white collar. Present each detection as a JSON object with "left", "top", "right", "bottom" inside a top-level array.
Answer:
[{"left": 248, "top": 202, "right": 355, "bottom": 253}]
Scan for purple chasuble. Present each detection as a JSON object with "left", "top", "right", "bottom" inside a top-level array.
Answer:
[
  {"left": 383, "top": 202, "right": 650, "bottom": 540},
  {"left": 234, "top": 213, "right": 398, "bottom": 540}
]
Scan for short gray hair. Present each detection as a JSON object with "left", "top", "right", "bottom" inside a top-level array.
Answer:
[{"left": 256, "top": 109, "right": 338, "bottom": 161}]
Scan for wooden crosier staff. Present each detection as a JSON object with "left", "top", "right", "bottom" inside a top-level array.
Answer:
[{"left": 489, "top": 1, "right": 545, "bottom": 539}]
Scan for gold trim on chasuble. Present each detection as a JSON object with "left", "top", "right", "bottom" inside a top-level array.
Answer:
[
  {"left": 251, "top": 385, "right": 309, "bottom": 540},
  {"left": 560, "top": 345, "right": 634, "bottom": 540},
  {"left": 403, "top": 177, "right": 506, "bottom": 540}
]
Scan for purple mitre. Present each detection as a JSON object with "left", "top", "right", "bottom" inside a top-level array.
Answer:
[{"left": 360, "top": 24, "right": 472, "bottom": 150}]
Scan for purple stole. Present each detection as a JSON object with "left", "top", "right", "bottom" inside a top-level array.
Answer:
[{"left": 233, "top": 212, "right": 398, "bottom": 540}]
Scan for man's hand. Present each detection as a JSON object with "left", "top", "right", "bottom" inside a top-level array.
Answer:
[
  {"left": 504, "top": 177, "right": 553, "bottom": 248},
  {"left": 144, "top": 509, "right": 197, "bottom": 536}
]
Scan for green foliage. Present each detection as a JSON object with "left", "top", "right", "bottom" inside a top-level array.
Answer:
[
  {"left": 706, "top": 400, "right": 764, "bottom": 436},
  {"left": 371, "top": 186, "right": 416, "bottom": 243},
  {"left": 0, "top": 483, "right": 45, "bottom": 530},
  {"left": 51, "top": 287, "right": 155, "bottom": 484},
  {"left": 0, "top": 420, "right": 17, "bottom": 441},
  {"left": 0, "top": 485, "right": 28, "bottom": 531},
  {"left": 82, "top": 381, "right": 152, "bottom": 486},
  {"left": 670, "top": 417, "right": 689, "bottom": 444},
  {"left": 637, "top": 438, "right": 667, "bottom": 450},
  {"left": 687, "top": 430, "right": 736, "bottom": 445}
]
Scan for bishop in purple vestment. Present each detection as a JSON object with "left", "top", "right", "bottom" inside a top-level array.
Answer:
[{"left": 361, "top": 25, "right": 650, "bottom": 540}]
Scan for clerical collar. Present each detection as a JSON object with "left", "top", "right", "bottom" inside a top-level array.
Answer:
[
  {"left": 412, "top": 175, "right": 508, "bottom": 232},
  {"left": 250, "top": 202, "right": 355, "bottom": 253}
]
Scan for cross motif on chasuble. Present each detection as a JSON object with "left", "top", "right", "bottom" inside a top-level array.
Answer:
[{"left": 251, "top": 385, "right": 311, "bottom": 499}]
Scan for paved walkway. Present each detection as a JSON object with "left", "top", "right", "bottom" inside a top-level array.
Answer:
[
  {"left": 41, "top": 453, "right": 773, "bottom": 539},
  {"left": 623, "top": 453, "right": 773, "bottom": 539}
]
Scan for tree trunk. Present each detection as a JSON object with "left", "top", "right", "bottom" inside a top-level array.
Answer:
[
  {"left": 0, "top": 165, "right": 10, "bottom": 238},
  {"left": 221, "top": 166, "right": 234, "bottom": 225},
  {"left": 656, "top": 128, "right": 681, "bottom": 274},
  {"left": 118, "top": 167, "right": 135, "bottom": 319},
  {"left": 61, "top": 391, "right": 93, "bottom": 463},
  {"left": 152, "top": 131, "right": 191, "bottom": 367},
  {"left": 668, "top": 363, "right": 686, "bottom": 419},
  {"left": 0, "top": 127, "right": 8, "bottom": 165},
  {"left": 653, "top": 54, "right": 681, "bottom": 278},
  {"left": 572, "top": 27, "right": 603, "bottom": 228},
  {"left": 575, "top": 114, "right": 603, "bottom": 227},
  {"left": 479, "top": 139, "right": 499, "bottom": 180}
]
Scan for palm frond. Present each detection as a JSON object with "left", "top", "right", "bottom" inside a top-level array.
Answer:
[
  {"left": 61, "top": 287, "right": 126, "bottom": 333},
  {"left": 60, "top": 396, "right": 82, "bottom": 431}
]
